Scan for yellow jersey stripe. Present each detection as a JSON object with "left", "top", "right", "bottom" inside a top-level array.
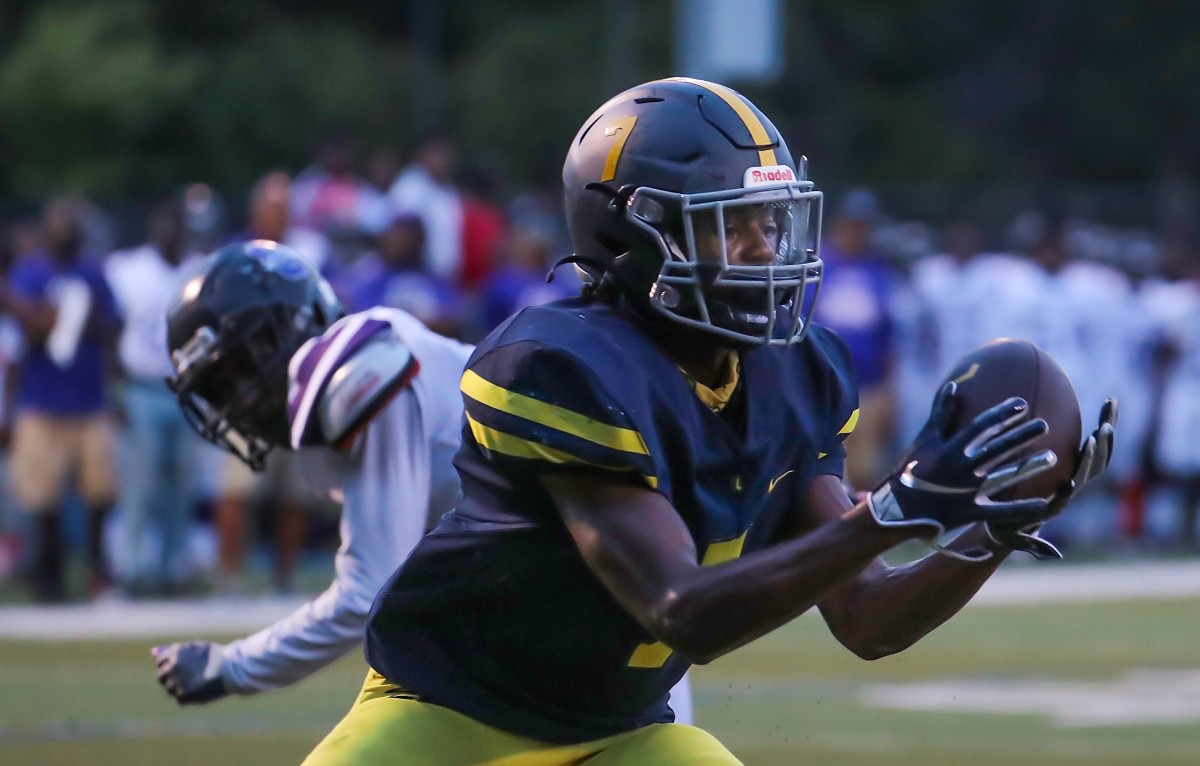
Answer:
[
  {"left": 628, "top": 641, "right": 675, "bottom": 669},
  {"left": 629, "top": 531, "right": 749, "bottom": 668},
  {"left": 701, "top": 531, "right": 747, "bottom": 566},
  {"left": 839, "top": 408, "right": 860, "bottom": 436},
  {"left": 600, "top": 115, "right": 638, "bottom": 182},
  {"left": 462, "top": 369, "right": 650, "bottom": 456},
  {"left": 468, "top": 414, "right": 584, "bottom": 464},
  {"left": 670, "top": 77, "right": 778, "bottom": 166},
  {"left": 467, "top": 414, "right": 658, "bottom": 489}
]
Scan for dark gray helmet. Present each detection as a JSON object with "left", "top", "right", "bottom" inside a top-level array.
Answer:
[
  {"left": 165, "top": 240, "right": 343, "bottom": 469},
  {"left": 562, "top": 77, "right": 823, "bottom": 345}
]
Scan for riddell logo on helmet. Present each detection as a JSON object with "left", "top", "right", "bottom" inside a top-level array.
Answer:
[{"left": 744, "top": 165, "right": 796, "bottom": 187}]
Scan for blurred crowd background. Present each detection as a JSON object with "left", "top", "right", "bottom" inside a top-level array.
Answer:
[{"left": 2, "top": 0, "right": 1200, "bottom": 603}]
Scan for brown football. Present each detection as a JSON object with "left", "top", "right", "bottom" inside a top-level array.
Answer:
[{"left": 940, "top": 338, "right": 1082, "bottom": 499}]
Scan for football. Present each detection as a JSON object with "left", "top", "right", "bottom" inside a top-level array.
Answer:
[{"left": 939, "top": 338, "right": 1082, "bottom": 499}]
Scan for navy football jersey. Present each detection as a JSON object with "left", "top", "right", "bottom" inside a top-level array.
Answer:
[{"left": 365, "top": 297, "right": 858, "bottom": 744}]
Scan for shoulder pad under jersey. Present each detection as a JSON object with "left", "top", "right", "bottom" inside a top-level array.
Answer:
[{"left": 288, "top": 314, "right": 420, "bottom": 450}]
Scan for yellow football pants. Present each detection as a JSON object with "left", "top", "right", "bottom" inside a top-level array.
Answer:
[{"left": 301, "top": 670, "right": 742, "bottom": 766}]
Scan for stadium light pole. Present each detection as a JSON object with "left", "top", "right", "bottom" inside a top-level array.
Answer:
[
  {"left": 408, "top": 0, "right": 446, "bottom": 134},
  {"left": 604, "top": 0, "right": 637, "bottom": 94},
  {"left": 674, "top": 0, "right": 784, "bottom": 84}
]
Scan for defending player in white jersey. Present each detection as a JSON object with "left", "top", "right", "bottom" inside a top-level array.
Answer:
[
  {"left": 150, "top": 240, "right": 470, "bottom": 702},
  {"left": 149, "top": 240, "right": 694, "bottom": 721}
]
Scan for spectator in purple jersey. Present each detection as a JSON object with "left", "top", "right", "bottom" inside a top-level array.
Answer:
[
  {"left": 813, "top": 190, "right": 901, "bottom": 491},
  {"left": 344, "top": 213, "right": 465, "bottom": 339},
  {"left": 0, "top": 197, "right": 122, "bottom": 602}
]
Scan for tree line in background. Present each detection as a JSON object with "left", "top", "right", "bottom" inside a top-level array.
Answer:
[{"left": 1, "top": 0, "right": 1198, "bottom": 219}]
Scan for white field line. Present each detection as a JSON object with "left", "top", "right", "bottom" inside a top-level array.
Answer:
[
  {"left": 1, "top": 561, "right": 1199, "bottom": 640},
  {"left": 971, "top": 560, "right": 1200, "bottom": 606},
  {"left": 863, "top": 669, "right": 1200, "bottom": 727},
  {"left": 0, "top": 595, "right": 309, "bottom": 640}
]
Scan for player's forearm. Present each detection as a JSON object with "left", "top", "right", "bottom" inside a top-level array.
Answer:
[
  {"left": 220, "top": 584, "right": 368, "bottom": 694},
  {"left": 818, "top": 525, "right": 1010, "bottom": 659},
  {"left": 655, "top": 505, "right": 911, "bottom": 664}
]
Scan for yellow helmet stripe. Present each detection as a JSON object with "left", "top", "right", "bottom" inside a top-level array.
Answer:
[
  {"left": 601, "top": 115, "right": 638, "bottom": 182},
  {"left": 669, "top": 77, "right": 778, "bottom": 166}
]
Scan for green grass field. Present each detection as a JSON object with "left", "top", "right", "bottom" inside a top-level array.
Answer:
[{"left": 2, "top": 597, "right": 1198, "bottom": 765}]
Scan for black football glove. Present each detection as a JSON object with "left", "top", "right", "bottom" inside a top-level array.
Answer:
[
  {"left": 986, "top": 398, "right": 1119, "bottom": 560},
  {"left": 153, "top": 641, "right": 230, "bottom": 705},
  {"left": 869, "top": 381, "right": 1059, "bottom": 538}
]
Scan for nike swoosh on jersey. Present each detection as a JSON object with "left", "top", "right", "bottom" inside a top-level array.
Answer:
[{"left": 768, "top": 469, "right": 795, "bottom": 493}]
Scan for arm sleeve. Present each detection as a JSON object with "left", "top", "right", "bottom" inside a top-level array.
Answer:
[
  {"left": 461, "top": 340, "right": 658, "bottom": 488},
  {"left": 216, "top": 550, "right": 372, "bottom": 695},
  {"left": 218, "top": 389, "right": 432, "bottom": 694}
]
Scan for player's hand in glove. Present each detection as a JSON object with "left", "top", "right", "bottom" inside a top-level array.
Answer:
[
  {"left": 869, "top": 381, "right": 1059, "bottom": 537},
  {"left": 987, "top": 398, "right": 1119, "bottom": 560},
  {"left": 152, "top": 641, "right": 229, "bottom": 705}
]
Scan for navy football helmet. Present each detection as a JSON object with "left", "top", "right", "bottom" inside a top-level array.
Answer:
[
  {"left": 562, "top": 77, "right": 823, "bottom": 346},
  {"left": 165, "top": 240, "right": 343, "bottom": 470}
]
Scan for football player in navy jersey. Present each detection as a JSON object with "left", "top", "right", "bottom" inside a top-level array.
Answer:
[
  {"left": 151, "top": 240, "right": 698, "bottom": 723},
  {"left": 303, "top": 78, "right": 1116, "bottom": 765}
]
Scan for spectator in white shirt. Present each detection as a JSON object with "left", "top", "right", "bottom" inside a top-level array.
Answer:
[
  {"left": 105, "top": 198, "right": 203, "bottom": 594},
  {"left": 387, "top": 134, "right": 464, "bottom": 283}
]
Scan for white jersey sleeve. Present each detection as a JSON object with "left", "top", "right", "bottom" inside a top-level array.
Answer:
[{"left": 217, "top": 308, "right": 473, "bottom": 695}]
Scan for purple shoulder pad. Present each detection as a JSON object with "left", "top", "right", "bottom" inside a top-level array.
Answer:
[{"left": 287, "top": 313, "right": 395, "bottom": 449}]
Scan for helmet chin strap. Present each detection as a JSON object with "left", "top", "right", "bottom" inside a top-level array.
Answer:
[{"left": 548, "top": 254, "right": 604, "bottom": 285}]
